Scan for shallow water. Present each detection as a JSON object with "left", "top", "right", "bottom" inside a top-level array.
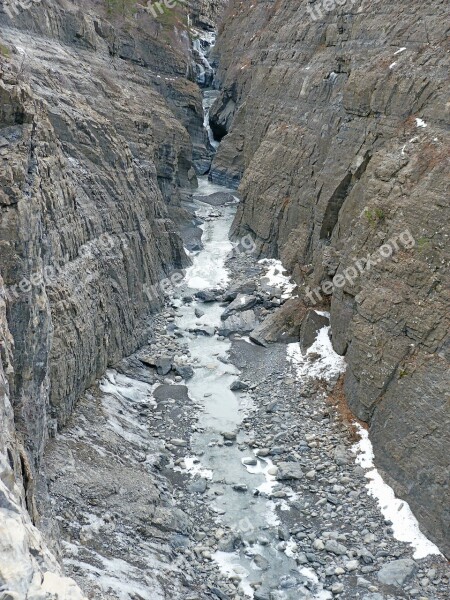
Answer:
[{"left": 175, "top": 177, "right": 330, "bottom": 598}]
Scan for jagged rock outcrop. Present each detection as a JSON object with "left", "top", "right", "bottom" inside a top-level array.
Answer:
[
  {"left": 1, "top": 277, "right": 88, "bottom": 599},
  {"left": 211, "top": 0, "right": 450, "bottom": 555}
]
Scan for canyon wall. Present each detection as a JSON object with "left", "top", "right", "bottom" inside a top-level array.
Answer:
[
  {"left": 210, "top": 0, "right": 449, "bottom": 555},
  {"left": 0, "top": 0, "right": 215, "bottom": 593}
]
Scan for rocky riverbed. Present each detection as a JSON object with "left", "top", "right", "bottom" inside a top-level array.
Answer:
[{"left": 40, "top": 181, "right": 449, "bottom": 600}]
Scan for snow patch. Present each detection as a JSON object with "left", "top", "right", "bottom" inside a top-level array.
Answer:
[
  {"left": 174, "top": 456, "right": 213, "bottom": 479},
  {"left": 352, "top": 425, "right": 442, "bottom": 559},
  {"left": 415, "top": 118, "right": 427, "bottom": 128},
  {"left": 259, "top": 258, "right": 296, "bottom": 299},
  {"left": 287, "top": 326, "right": 346, "bottom": 383},
  {"left": 213, "top": 551, "right": 255, "bottom": 598}
]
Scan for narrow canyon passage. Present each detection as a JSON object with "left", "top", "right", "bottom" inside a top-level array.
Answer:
[
  {"left": 0, "top": 2, "right": 448, "bottom": 600},
  {"left": 41, "top": 73, "right": 446, "bottom": 600}
]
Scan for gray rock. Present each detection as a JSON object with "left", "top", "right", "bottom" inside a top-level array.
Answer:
[
  {"left": 276, "top": 462, "right": 304, "bottom": 481},
  {"left": 195, "top": 191, "right": 236, "bottom": 206},
  {"left": 377, "top": 558, "right": 417, "bottom": 587},
  {"left": 188, "top": 479, "right": 207, "bottom": 494},
  {"left": 153, "top": 385, "right": 189, "bottom": 402},
  {"left": 230, "top": 380, "right": 249, "bottom": 391},
  {"left": 218, "top": 310, "right": 259, "bottom": 336},
  {"left": 156, "top": 358, "right": 172, "bottom": 376},
  {"left": 223, "top": 281, "right": 257, "bottom": 301},
  {"left": 253, "top": 554, "right": 270, "bottom": 570},
  {"left": 173, "top": 364, "right": 194, "bottom": 380},
  {"left": 249, "top": 298, "right": 306, "bottom": 345},
  {"left": 221, "top": 294, "right": 258, "bottom": 320},
  {"left": 324, "top": 540, "right": 348, "bottom": 555},
  {"left": 300, "top": 310, "right": 330, "bottom": 351},
  {"left": 195, "top": 290, "right": 216, "bottom": 303}
]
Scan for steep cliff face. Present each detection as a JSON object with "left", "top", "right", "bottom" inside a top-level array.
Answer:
[
  {"left": 1, "top": 277, "right": 89, "bottom": 598},
  {"left": 0, "top": 0, "right": 207, "bottom": 466},
  {"left": 210, "top": 0, "right": 449, "bottom": 554},
  {"left": 0, "top": 0, "right": 212, "bottom": 591}
]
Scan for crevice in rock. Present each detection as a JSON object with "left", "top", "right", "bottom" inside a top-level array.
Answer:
[{"left": 319, "top": 151, "right": 371, "bottom": 241}]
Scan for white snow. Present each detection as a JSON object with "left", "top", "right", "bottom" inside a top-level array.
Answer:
[
  {"left": 394, "top": 47, "right": 407, "bottom": 55},
  {"left": 242, "top": 455, "right": 277, "bottom": 495},
  {"left": 64, "top": 544, "right": 169, "bottom": 600},
  {"left": 389, "top": 62, "right": 397, "bottom": 69},
  {"left": 287, "top": 326, "right": 346, "bottom": 383},
  {"left": 174, "top": 455, "right": 213, "bottom": 479},
  {"left": 352, "top": 425, "right": 442, "bottom": 559},
  {"left": 415, "top": 118, "right": 427, "bottom": 128},
  {"left": 299, "top": 568, "right": 333, "bottom": 599},
  {"left": 213, "top": 551, "right": 255, "bottom": 598},
  {"left": 258, "top": 258, "right": 296, "bottom": 299}
]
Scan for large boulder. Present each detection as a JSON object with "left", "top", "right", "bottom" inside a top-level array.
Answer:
[
  {"left": 221, "top": 294, "right": 258, "bottom": 320},
  {"left": 377, "top": 559, "right": 417, "bottom": 587},
  {"left": 299, "top": 310, "right": 330, "bottom": 351},
  {"left": 218, "top": 310, "right": 259, "bottom": 336},
  {"left": 195, "top": 191, "right": 236, "bottom": 206},
  {"left": 223, "top": 281, "right": 257, "bottom": 301},
  {"left": 249, "top": 297, "right": 307, "bottom": 346}
]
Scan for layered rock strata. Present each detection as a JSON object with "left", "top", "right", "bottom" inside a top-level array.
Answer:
[
  {"left": 0, "top": 0, "right": 217, "bottom": 593},
  {"left": 210, "top": 0, "right": 450, "bottom": 555}
]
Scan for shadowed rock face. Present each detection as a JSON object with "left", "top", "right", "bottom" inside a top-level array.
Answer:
[
  {"left": 210, "top": 0, "right": 449, "bottom": 555},
  {"left": 0, "top": 1, "right": 222, "bottom": 594},
  {"left": 0, "top": 0, "right": 208, "bottom": 466}
]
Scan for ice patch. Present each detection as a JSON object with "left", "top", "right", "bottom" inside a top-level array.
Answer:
[
  {"left": 287, "top": 326, "right": 346, "bottom": 382},
  {"left": 415, "top": 118, "right": 427, "bottom": 128},
  {"left": 352, "top": 425, "right": 442, "bottom": 559},
  {"left": 213, "top": 551, "right": 255, "bottom": 598},
  {"left": 299, "top": 568, "right": 333, "bottom": 599},
  {"left": 242, "top": 455, "right": 277, "bottom": 495},
  {"left": 259, "top": 258, "right": 296, "bottom": 299},
  {"left": 174, "top": 456, "right": 213, "bottom": 479},
  {"left": 64, "top": 544, "right": 169, "bottom": 600},
  {"left": 394, "top": 47, "right": 407, "bottom": 55}
]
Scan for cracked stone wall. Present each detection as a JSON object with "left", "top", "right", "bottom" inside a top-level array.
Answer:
[
  {"left": 209, "top": 0, "right": 449, "bottom": 555},
  {"left": 0, "top": 0, "right": 217, "bottom": 592}
]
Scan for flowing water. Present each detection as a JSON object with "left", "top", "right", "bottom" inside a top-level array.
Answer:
[{"left": 170, "top": 36, "right": 334, "bottom": 591}]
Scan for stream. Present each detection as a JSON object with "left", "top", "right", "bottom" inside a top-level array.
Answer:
[{"left": 170, "top": 37, "right": 333, "bottom": 596}]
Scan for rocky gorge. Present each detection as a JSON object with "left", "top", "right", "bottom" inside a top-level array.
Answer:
[{"left": 0, "top": 1, "right": 449, "bottom": 599}]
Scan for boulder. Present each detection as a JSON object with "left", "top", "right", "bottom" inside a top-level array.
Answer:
[
  {"left": 195, "top": 191, "right": 236, "bottom": 206},
  {"left": 223, "top": 281, "right": 257, "bottom": 301},
  {"left": 230, "top": 380, "right": 249, "bottom": 391},
  {"left": 153, "top": 385, "right": 189, "bottom": 402},
  {"left": 173, "top": 364, "right": 194, "bottom": 380},
  {"left": 139, "top": 355, "right": 173, "bottom": 376},
  {"left": 300, "top": 310, "right": 330, "bottom": 351},
  {"left": 250, "top": 297, "right": 307, "bottom": 345},
  {"left": 276, "top": 462, "right": 304, "bottom": 481},
  {"left": 377, "top": 558, "right": 417, "bottom": 587},
  {"left": 218, "top": 310, "right": 259, "bottom": 336},
  {"left": 195, "top": 290, "right": 216, "bottom": 302},
  {"left": 221, "top": 294, "right": 258, "bottom": 320}
]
